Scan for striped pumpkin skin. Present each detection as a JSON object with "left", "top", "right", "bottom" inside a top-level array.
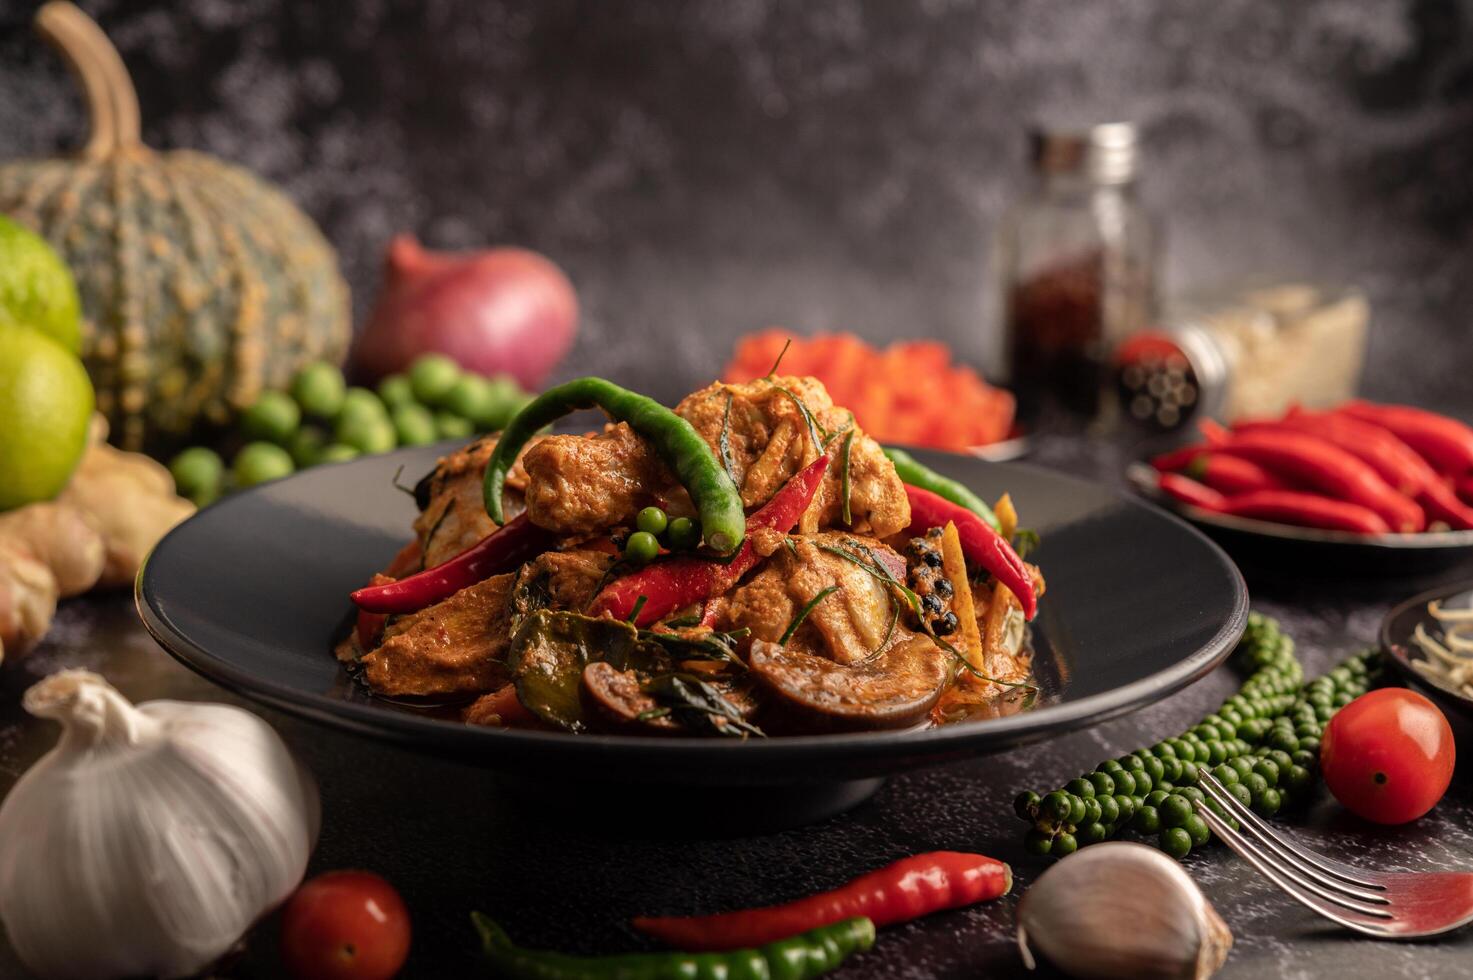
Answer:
[{"left": 0, "top": 148, "right": 349, "bottom": 450}]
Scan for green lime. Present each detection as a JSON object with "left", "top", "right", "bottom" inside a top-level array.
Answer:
[
  {"left": 0, "top": 216, "right": 82, "bottom": 354},
  {"left": 0, "top": 326, "right": 93, "bottom": 510},
  {"left": 233, "top": 442, "right": 294, "bottom": 487},
  {"left": 336, "top": 413, "right": 397, "bottom": 455},
  {"left": 392, "top": 403, "right": 438, "bottom": 447},
  {"left": 168, "top": 447, "right": 224, "bottom": 500},
  {"left": 290, "top": 361, "right": 347, "bottom": 418},
  {"left": 318, "top": 443, "right": 360, "bottom": 464},
  {"left": 239, "top": 390, "right": 301, "bottom": 444},
  {"left": 287, "top": 426, "right": 328, "bottom": 468},
  {"left": 377, "top": 373, "right": 416, "bottom": 410},
  {"left": 409, "top": 354, "right": 461, "bottom": 406},
  {"left": 434, "top": 411, "right": 474, "bottom": 440}
]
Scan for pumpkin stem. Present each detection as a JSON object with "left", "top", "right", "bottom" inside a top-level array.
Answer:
[{"left": 34, "top": 2, "right": 143, "bottom": 158}]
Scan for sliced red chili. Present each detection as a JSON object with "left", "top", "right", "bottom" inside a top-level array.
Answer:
[
  {"left": 350, "top": 514, "right": 556, "bottom": 614},
  {"left": 633, "top": 851, "right": 1010, "bottom": 952},
  {"left": 587, "top": 455, "right": 832, "bottom": 626},
  {"left": 902, "top": 485, "right": 1036, "bottom": 620}
]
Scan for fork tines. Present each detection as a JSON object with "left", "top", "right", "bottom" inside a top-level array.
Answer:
[{"left": 1193, "top": 771, "right": 1398, "bottom": 937}]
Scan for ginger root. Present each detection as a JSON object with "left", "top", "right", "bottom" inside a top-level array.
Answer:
[
  {"left": 0, "top": 415, "right": 196, "bottom": 657},
  {"left": 59, "top": 437, "right": 194, "bottom": 587},
  {"left": 0, "top": 543, "right": 59, "bottom": 664},
  {"left": 0, "top": 502, "right": 105, "bottom": 597}
]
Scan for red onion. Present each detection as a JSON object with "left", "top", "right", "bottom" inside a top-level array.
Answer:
[{"left": 354, "top": 234, "right": 578, "bottom": 388}]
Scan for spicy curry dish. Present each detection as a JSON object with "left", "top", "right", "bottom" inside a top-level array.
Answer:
[{"left": 339, "top": 369, "right": 1044, "bottom": 737}]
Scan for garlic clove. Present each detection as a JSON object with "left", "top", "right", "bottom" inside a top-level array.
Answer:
[{"left": 1017, "top": 841, "right": 1232, "bottom": 980}]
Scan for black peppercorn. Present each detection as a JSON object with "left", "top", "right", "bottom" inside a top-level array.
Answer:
[
  {"left": 933, "top": 577, "right": 954, "bottom": 598},
  {"left": 933, "top": 611, "right": 959, "bottom": 636}
]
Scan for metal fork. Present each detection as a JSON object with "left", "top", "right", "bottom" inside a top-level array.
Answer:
[{"left": 1193, "top": 771, "right": 1473, "bottom": 938}]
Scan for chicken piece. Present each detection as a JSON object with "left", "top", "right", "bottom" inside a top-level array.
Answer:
[
  {"left": 509, "top": 548, "right": 617, "bottom": 624},
  {"left": 516, "top": 375, "right": 907, "bottom": 538},
  {"left": 520, "top": 423, "right": 686, "bottom": 535},
  {"left": 676, "top": 376, "right": 909, "bottom": 538},
  {"left": 360, "top": 572, "right": 515, "bottom": 698},
  {"left": 714, "top": 531, "right": 904, "bottom": 665},
  {"left": 413, "top": 435, "right": 536, "bottom": 568}
]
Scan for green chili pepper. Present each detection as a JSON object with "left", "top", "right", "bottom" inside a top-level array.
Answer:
[
  {"left": 472, "top": 913, "right": 875, "bottom": 980},
  {"left": 483, "top": 378, "right": 746, "bottom": 554},
  {"left": 882, "top": 446, "right": 1000, "bottom": 532}
]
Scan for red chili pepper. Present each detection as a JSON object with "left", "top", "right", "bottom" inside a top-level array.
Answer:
[
  {"left": 350, "top": 514, "right": 556, "bottom": 614},
  {"left": 1183, "top": 453, "right": 1287, "bottom": 496},
  {"left": 1338, "top": 402, "right": 1473, "bottom": 476},
  {"left": 1210, "top": 430, "right": 1424, "bottom": 532},
  {"left": 588, "top": 455, "right": 831, "bottom": 626},
  {"left": 1151, "top": 443, "right": 1209, "bottom": 473},
  {"left": 352, "top": 541, "right": 425, "bottom": 646},
  {"left": 1158, "top": 472, "right": 1228, "bottom": 511},
  {"left": 1418, "top": 478, "right": 1473, "bottom": 531},
  {"left": 1198, "top": 418, "right": 1231, "bottom": 444},
  {"left": 633, "top": 851, "right": 1011, "bottom": 952},
  {"left": 1217, "top": 490, "right": 1391, "bottom": 535},
  {"left": 1237, "top": 413, "right": 1436, "bottom": 497},
  {"left": 902, "top": 485, "right": 1037, "bottom": 620},
  {"left": 1457, "top": 473, "right": 1473, "bottom": 507}
]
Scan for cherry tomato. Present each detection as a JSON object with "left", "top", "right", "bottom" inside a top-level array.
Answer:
[
  {"left": 280, "top": 870, "right": 411, "bottom": 980},
  {"left": 1320, "top": 688, "right": 1455, "bottom": 825}
]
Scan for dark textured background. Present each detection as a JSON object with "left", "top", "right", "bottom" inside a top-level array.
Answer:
[
  {"left": 4, "top": 5, "right": 1473, "bottom": 978},
  {"left": 3, "top": 0, "right": 1472, "bottom": 411}
]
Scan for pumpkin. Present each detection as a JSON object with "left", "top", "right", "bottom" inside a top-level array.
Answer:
[{"left": 0, "top": 3, "right": 350, "bottom": 450}]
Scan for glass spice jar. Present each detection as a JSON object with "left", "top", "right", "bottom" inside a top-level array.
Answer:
[{"left": 995, "top": 123, "right": 1159, "bottom": 429}]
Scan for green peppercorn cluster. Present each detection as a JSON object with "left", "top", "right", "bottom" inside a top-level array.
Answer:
[
  {"left": 167, "top": 355, "right": 534, "bottom": 505},
  {"left": 1014, "top": 612, "right": 1383, "bottom": 861}
]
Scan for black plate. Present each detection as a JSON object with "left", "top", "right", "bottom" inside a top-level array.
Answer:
[
  {"left": 1380, "top": 580, "right": 1473, "bottom": 719},
  {"left": 1127, "top": 463, "right": 1473, "bottom": 580},
  {"left": 138, "top": 445, "right": 1246, "bottom": 823}
]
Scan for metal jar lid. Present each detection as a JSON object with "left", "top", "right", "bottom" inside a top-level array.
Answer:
[
  {"left": 1114, "top": 325, "right": 1230, "bottom": 431},
  {"left": 1029, "top": 122, "right": 1139, "bottom": 185}
]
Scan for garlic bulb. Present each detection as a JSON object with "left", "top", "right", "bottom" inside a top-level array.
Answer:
[
  {"left": 1017, "top": 842, "right": 1232, "bottom": 980},
  {"left": 0, "top": 670, "right": 319, "bottom": 979}
]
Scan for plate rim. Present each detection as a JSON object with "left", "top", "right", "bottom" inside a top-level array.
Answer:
[{"left": 136, "top": 450, "right": 1249, "bottom": 770}]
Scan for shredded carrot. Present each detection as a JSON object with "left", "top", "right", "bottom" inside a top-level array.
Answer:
[{"left": 724, "top": 330, "right": 1016, "bottom": 451}]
